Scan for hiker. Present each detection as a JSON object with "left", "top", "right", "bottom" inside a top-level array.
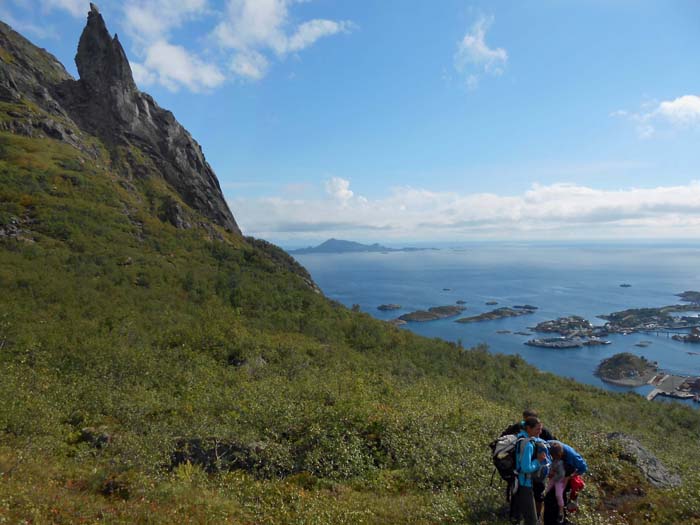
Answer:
[
  {"left": 513, "top": 416, "right": 549, "bottom": 525},
  {"left": 543, "top": 451, "right": 567, "bottom": 523},
  {"left": 501, "top": 408, "right": 557, "bottom": 440},
  {"left": 542, "top": 441, "right": 588, "bottom": 525},
  {"left": 502, "top": 409, "right": 557, "bottom": 521}
]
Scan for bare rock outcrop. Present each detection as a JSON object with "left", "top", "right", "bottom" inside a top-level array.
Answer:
[{"left": 606, "top": 432, "right": 681, "bottom": 488}]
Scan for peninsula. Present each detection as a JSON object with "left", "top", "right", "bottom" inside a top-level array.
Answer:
[
  {"left": 289, "top": 238, "right": 433, "bottom": 254},
  {"left": 599, "top": 305, "right": 700, "bottom": 332}
]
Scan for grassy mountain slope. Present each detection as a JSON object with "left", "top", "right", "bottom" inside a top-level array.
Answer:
[{"left": 1, "top": 42, "right": 700, "bottom": 525}]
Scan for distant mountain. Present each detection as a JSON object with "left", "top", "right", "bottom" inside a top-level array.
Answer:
[{"left": 289, "top": 238, "right": 432, "bottom": 254}]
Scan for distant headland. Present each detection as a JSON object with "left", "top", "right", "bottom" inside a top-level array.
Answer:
[{"left": 288, "top": 238, "right": 436, "bottom": 254}]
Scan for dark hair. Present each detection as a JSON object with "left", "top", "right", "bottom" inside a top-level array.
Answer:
[
  {"left": 523, "top": 409, "right": 539, "bottom": 419},
  {"left": 523, "top": 416, "right": 541, "bottom": 429},
  {"left": 549, "top": 442, "right": 563, "bottom": 458}
]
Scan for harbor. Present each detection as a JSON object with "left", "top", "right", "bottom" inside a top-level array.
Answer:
[{"left": 646, "top": 373, "right": 700, "bottom": 402}]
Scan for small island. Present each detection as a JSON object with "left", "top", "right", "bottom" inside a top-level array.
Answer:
[
  {"left": 532, "top": 316, "right": 594, "bottom": 336},
  {"left": 595, "top": 353, "right": 658, "bottom": 386},
  {"left": 455, "top": 306, "right": 535, "bottom": 324},
  {"left": 525, "top": 337, "right": 584, "bottom": 349},
  {"left": 377, "top": 304, "right": 401, "bottom": 311},
  {"left": 398, "top": 305, "right": 466, "bottom": 322}
]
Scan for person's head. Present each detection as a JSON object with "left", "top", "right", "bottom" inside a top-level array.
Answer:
[
  {"left": 523, "top": 416, "right": 542, "bottom": 437},
  {"left": 549, "top": 442, "right": 563, "bottom": 459},
  {"left": 522, "top": 409, "right": 539, "bottom": 419}
]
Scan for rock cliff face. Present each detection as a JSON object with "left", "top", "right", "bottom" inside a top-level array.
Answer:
[{"left": 0, "top": 4, "right": 240, "bottom": 234}]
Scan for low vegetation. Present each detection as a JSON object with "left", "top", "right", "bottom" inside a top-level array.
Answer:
[{"left": 1, "top": 103, "right": 700, "bottom": 524}]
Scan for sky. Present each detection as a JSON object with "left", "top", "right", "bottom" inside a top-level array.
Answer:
[{"left": 3, "top": 0, "right": 700, "bottom": 245}]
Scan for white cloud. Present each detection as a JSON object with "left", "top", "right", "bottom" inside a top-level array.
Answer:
[
  {"left": 213, "top": 0, "right": 352, "bottom": 80},
  {"left": 130, "top": 61, "right": 157, "bottom": 86},
  {"left": 213, "top": 0, "right": 289, "bottom": 53},
  {"left": 286, "top": 19, "right": 352, "bottom": 53},
  {"left": 35, "top": 0, "right": 351, "bottom": 89},
  {"left": 133, "top": 40, "right": 224, "bottom": 92},
  {"left": 0, "top": 6, "right": 58, "bottom": 39},
  {"left": 230, "top": 50, "right": 269, "bottom": 80},
  {"left": 454, "top": 15, "right": 507, "bottom": 89},
  {"left": 230, "top": 179, "right": 700, "bottom": 240},
  {"left": 656, "top": 95, "right": 700, "bottom": 126},
  {"left": 119, "top": 0, "right": 218, "bottom": 92},
  {"left": 324, "top": 177, "right": 354, "bottom": 203},
  {"left": 123, "top": 0, "right": 209, "bottom": 43},
  {"left": 42, "top": 0, "right": 87, "bottom": 18},
  {"left": 613, "top": 95, "right": 700, "bottom": 138}
]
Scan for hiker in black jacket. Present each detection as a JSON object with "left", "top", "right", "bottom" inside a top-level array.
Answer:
[
  {"left": 501, "top": 409, "right": 557, "bottom": 441},
  {"left": 501, "top": 409, "right": 558, "bottom": 523}
]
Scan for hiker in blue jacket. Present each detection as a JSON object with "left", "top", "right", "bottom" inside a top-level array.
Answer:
[
  {"left": 549, "top": 441, "right": 587, "bottom": 476},
  {"left": 514, "top": 416, "right": 549, "bottom": 525},
  {"left": 502, "top": 409, "right": 558, "bottom": 521}
]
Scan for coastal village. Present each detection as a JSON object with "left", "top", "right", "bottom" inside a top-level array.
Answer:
[
  {"left": 523, "top": 294, "right": 700, "bottom": 403},
  {"left": 381, "top": 290, "right": 700, "bottom": 403}
]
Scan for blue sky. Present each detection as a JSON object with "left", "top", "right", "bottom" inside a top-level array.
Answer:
[{"left": 3, "top": 0, "right": 700, "bottom": 244}]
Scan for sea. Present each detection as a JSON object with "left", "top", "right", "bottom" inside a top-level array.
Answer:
[{"left": 292, "top": 242, "right": 700, "bottom": 408}]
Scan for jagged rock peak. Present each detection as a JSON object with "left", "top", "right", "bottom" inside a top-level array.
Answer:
[{"left": 76, "top": 3, "right": 136, "bottom": 95}]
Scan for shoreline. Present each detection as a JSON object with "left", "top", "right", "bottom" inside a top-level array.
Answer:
[{"left": 598, "top": 371, "right": 656, "bottom": 387}]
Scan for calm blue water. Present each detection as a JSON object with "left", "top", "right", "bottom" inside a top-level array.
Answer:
[{"left": 294, "top": 242, "right": 700, "bottom": 407}]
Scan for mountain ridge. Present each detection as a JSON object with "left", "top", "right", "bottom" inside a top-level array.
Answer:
[{"left": 0, "top": 4, "right": 239, "bottom": 234}]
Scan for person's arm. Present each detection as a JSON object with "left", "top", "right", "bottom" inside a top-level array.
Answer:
[{"left": 519, "top": 441, "right": 544, "bottom": 474}]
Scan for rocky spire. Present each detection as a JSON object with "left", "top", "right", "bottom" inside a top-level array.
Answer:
[
  {"left": 75, "top": 3, "right": 136, "bottom": 96},
  {"left": 2, "top": 4, "right": 241, "bottom": 235}
]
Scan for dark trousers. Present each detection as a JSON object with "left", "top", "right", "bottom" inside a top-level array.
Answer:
[
  {"left": 514, "top": 486, "right": 537, "bottom": 525},
  {"left": 543, "top": 480, "right": 570, "bottom": 525}
]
